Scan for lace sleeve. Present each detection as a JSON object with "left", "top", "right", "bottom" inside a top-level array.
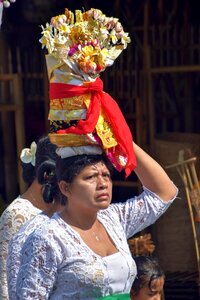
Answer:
[
  {"left": 109, "top": 185, "right": 178, "bottom": 239},
  {"left": 0, "top": 198, "right": 41, "bottom": 299},
  {"left": 16, "top": 232, "right": 58, "bottom": 299}
]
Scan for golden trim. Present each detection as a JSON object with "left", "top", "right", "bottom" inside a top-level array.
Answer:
[
  {"left": 48, "top": 109, "right": 86, "bottom": 121},
  {"left": 50, "top": 94, "right": 90, "bottom": 110},
  {"left": 49, "top": 133, "right": 99, "bottom": 147}
]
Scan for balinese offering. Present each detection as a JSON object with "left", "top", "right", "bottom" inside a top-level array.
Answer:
[{"left": 40, "top": 8, "right": 136, "bottom": 176}]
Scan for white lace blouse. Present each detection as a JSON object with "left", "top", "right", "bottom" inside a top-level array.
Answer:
[
  {"left": 0, "top": 197, "right": 41, "bottom": 299},
  {"left": 16, "top": 187, "right": 177, "bottom": 300},
  {"left": 7, "top": 212, "right": 49, "bottom": 299}
]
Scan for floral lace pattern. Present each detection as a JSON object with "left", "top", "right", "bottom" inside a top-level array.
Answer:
[
  {"left": 16, "top": 187, "right": 177, "bottom": 299},
  {"left": 7, "top": 213, "right": 49, "bottom": 300},
  {"left": 0, "top": 197, "right": 41, "bottom": 299}
]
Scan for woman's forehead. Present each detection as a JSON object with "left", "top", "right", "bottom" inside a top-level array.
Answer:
[
  {"left": 150, "top": 276, "right": 165, "bottom": 292},
  {"left": 85, "top": 161, "right": 109, "bottom": 171}
]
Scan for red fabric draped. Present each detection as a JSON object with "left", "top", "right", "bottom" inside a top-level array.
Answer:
[{"left": 49, "top": 78, "right": 136, "bottom": 176}]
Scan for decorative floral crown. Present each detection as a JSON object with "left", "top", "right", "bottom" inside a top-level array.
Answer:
[{"left": 40, "top": 8, "right": 131, "bottom": 77}]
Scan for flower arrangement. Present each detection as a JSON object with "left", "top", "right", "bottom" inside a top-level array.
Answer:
[
  {"left": 41, "top": 8, "right": 136, "bottom": 176},
  {"left": 40, "top": 8, "right": 131, "bottom": 77}
]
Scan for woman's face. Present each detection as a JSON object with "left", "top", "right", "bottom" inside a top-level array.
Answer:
[
  {"left": 61, "top": 161, "right": 113, "bottom": 212},
  {"left": 132, "top": 276, "right": 165, "bottom": 300}
]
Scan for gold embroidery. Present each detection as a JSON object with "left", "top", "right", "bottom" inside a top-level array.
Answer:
[
  {"left": 48, "top": 109, "right": 86, "bottom": 121},
  {"left": 83, "top": 98, "right": 118, "bottom": 149},
  {"left": 49, "top": 133, "right": 99, "bottom": 147},
  {"left": 50, "top": 120, "right": 65, "bottom": 131},
  {"left": 50, "top": 94, "right": 118, "bottom": 149},
  {"left": 96, "top": 113, "right": 118, "bottom": 149},
  {"left": 50, "top": 94, "right": 90, "bottom": 110}
]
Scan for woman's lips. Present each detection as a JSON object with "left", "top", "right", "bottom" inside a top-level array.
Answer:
[{"left": 96, "top": 193, "right": 109, "bottom": 199}]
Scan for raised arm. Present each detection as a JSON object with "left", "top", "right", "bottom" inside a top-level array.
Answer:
[{"left": 133, "top": 142, "right": 177, "bottom": 202}]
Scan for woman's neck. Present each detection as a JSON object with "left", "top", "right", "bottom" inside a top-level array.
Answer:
[
  {"left": 60, "top": 206, "right": 98, "bottom": 230},
  {"left": 22, "top": 180, "right": 50, "bottom": 211}
]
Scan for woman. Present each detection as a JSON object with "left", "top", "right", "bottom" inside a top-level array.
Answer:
[
  {"left": 16, "top": 142, "right": 177, "bottom": 299},
  {"left": 0, "top": 136, "right": 59, "bottom": 299},
  {"left": 7, "top": 141, "right": 66, "bottom": 299},
  {"left": 130, "top": 256, "right": 165, "bottom": 300}
]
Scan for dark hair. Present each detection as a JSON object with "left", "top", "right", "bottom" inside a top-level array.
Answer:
[
  {"left": 21, "top": 162, "right": 35, "bottom": 186},
  {"left": 56, "top": 153, "right": 113, "bottom": 183},
  {"left": 21, "top": 136, "right": 63, "bottom": 204},
  {"left": 37, "top": 160, "right": 62, "bottom": 204},
  {"left": 131, "top": 256, "right": 165, "bottom": 296},
  {"left": 35, "top": 136, "right": 57, "bottom": 173},
  {"left": 35, "top": 136, "right": 66, "bottom": 204},
  {"left": 21, "top": 136, "right": 57, "bottom": 186}
]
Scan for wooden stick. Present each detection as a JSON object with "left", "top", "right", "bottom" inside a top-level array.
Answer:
[
  {"left": 173, "top": 161, "right": 200, "bottom": 284},
  {"left": 166, "top": 157, "right": 197, "bottom": 169},
  {"left": 185, "top": 164, "right": 194, "bottom": 190}
]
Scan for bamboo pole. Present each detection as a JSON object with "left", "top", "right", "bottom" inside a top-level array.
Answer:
[
  {"left": 180, "top": 166, "right": 200, "bottom": 285},
  {"left": 166, "top": 158, "right": 200, "bottom": 286}
]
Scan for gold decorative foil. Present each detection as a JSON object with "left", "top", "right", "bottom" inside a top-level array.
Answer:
[
  {"left": 50, "top": 94, "right": 89, "bottom": 110},
  {"left": 49, "top": 133, "right": 99, "bottom": 147},
  {"left": 48, "top": 109, "right": 87, "bottom": 121}
]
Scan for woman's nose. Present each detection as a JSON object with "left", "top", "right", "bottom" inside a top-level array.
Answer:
[{"left": 97, "top": 176, "right": 108, "bottom": 189}]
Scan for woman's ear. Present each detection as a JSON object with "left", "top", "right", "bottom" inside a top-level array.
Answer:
[{"left": 58, "top": 181, "right": 71, "bottom": 197}]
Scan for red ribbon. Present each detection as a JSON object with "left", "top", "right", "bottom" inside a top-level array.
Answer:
[{"left": 49, "top": 78, "right": 136, "bottom": 176}]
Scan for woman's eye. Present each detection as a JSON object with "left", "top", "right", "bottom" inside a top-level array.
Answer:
[
  {"left": 86, "top": 174, "right": 96, "bottom": 180},
  {"left": 106, "top": 176, "right": 110, "bottom": 181},
  {"left": 103, "top": 173, "right": 111, "bottom": 180}
]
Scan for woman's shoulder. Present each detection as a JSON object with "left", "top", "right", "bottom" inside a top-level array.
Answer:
[
  {"left": 12, "top": 212, "right": 49, "bottom": 242},
  {"left": 24, "top": 213, "right": 80, "bottom": 247},
  {"left": 1, "top": 197, "right": 41, "bottom": 217},
  {"left": 25, "top": 213, "right": 65, "bottom": 238},
  {"left": 0, "top": 197, "right": 41, "bottom": 233},
  {"left": 21, "top": 213, "right": 72, "bottom": 256}
]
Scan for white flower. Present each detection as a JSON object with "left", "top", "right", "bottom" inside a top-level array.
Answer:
[
  {"left": 40, "top": 8, "right": 131, "bottom": 76},
  {"left": 20, "top": 141, "right": 37, "bottom": 166},
  {"left": 3, "top": 1, "right": 10, "bottom": 8},
  {"left": 3, "top": 0, "right": 16, "bottom": 8}
]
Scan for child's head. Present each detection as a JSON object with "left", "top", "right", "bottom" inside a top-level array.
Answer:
[{"left": 131, "top": 256, "right": 165, "bottom": 300}]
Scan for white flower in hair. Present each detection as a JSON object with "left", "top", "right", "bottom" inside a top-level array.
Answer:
[
  {"left": 2, "top": 0, "right": 16, "bottom": 8},
  {"left": 0, "top": 0, "right": 16, "bottom": 28},
  {"left": 20, "top": 141, "right": 37, "bottom": 166}
]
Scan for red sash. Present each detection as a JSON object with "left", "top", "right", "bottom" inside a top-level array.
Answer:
[{"left": 49, "top": 78, "right": 136, "bottom": 176}]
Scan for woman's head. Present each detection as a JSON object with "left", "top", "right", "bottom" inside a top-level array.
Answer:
[
  {"left": 21, "top": 137, "right": 57, "bottom": 185},
  {"left": 35, "top": 136, "right": 57, "bottom": 173},
  {"left": 56, "top": 154, "right": 113, "bottom": 211},
  {"left": 56, "top": 154, "right": 113, "bottom": 183},
  {"left": 131, "top": 256, "right": 165, "bottom": 300},
  {"left": 21, "top": 136, "right": 63, "bottom": 204}
]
